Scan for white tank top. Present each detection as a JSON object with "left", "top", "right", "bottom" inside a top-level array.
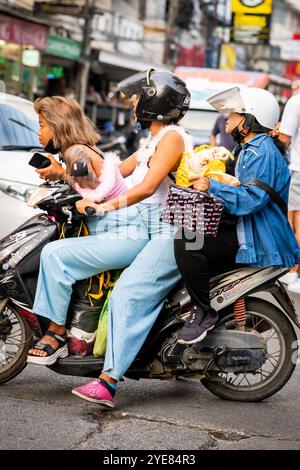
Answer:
[{"left": 131, "top": 125, "right": 194, "bottom": 204}]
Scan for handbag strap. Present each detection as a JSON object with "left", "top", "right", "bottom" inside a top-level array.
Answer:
[
  {"left": 244, "top": 179, "right": 288, "bottom": 217},
  {"left": 168, "top": 172, "right": 176, "bottom": 182}
]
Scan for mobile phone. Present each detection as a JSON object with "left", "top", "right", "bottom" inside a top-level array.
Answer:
[{"left": 28, "top": 152, "right": 52, "bottom": 169}]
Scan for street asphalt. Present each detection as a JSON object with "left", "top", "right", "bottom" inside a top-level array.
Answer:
[{"left": 0, "top": 291, "right": 299, "bottom": 451}]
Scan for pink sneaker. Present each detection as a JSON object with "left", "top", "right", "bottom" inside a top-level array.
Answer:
[{"left": 71, "top": 379, "right": 115, "bottom": 408}]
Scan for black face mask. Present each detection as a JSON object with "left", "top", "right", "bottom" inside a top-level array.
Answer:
[
  {"left": 231, "top": 115, "right": 254, "bottom": 144},
  {"left": 44, "top": 138, "right": 60, "bottom": 154},
  {"left": 231, "top": 126, "right": 245, "bottom": 144}
]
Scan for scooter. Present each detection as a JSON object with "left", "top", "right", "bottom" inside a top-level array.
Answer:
[{"left": 0, "top": 182, "right": 299, "bottom": 401}]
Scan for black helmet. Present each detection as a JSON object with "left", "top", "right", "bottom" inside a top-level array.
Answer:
[{"left": 117, "top": 69, "right": 191, "bottom": 127}]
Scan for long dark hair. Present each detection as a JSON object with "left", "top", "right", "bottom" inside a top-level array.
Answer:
[
  {"left": 249, "top": 115, "right": 288, "bottom": 162},
  {"left": 271, "top": 136, "right": 288, "bottom": 161}
]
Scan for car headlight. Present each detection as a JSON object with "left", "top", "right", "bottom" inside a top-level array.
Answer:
[
  {"left": 0, "top": 178, "right": 38, "bottom": 203},
  {"left": 26, "top": 186, "right": 58, "bottom": 208}
]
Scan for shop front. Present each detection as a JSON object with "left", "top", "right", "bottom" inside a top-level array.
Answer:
[
  {"left": 0, "top": 14, "right": 47, "bottom": 99},
  {"left": 36, "top": 35, "right": 82, "bottom": 98}
]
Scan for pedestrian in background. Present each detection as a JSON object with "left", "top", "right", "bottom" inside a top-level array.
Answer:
[
  {"left": 279, "top": 81, "right": 300, "bottom": 292},
  {"left": 210, "top": 114, "right": 236, "bottom": 151}
]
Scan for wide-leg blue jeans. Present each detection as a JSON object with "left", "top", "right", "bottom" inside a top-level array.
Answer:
[
  {"left": 33, "top": 206, "right": 149, "bottom": 325},
  {"left": 103, "top": 203, "right": 181, "bottom": 381}
]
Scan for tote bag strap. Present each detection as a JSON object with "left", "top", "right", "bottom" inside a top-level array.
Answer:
[{"left": 244, "top": 179, "right": 288, "bottom": 218}]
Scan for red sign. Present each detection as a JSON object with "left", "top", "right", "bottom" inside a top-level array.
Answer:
[
  {"left": 0, "top": 15, "right": 47, "bottom": 50},
  {"left": 175, "top": 45, "right": 205, "bottom": 68}
]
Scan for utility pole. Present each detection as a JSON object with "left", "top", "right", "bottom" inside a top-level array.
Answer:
[
  {"left": 164, "top": 0, "right": 180, "bottom": 67},
  {"left": 78, "top": 0, "right": 95, "bottom": 108}
]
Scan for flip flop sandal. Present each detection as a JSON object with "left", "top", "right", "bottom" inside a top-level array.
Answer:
[{"left": 27, "top": 330, "right": 68, "bottom": 366}]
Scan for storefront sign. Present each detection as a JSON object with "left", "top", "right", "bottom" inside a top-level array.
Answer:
[
  {"left": 231, "top": 0, "right": 273, "bottom": 14},
  {"left": 92, "top": 12, "right": 144, "bottom": 56},
  {"left": 0, "top": 15, "right": 47, "bottom": 50},
  {"left": 46, "top": 35, "right": 81, "bottom": 60},
  {"left": 231, "top": 0, "right": 272, "bottom": 44},
  {"left": 22, "top": 49, "right": 41, "bottom": 67}
]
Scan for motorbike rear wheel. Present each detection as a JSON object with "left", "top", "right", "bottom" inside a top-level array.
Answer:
[
  {"left": 202, "top": 297, "right": 298, "bottom": 402},
  {"left": 0, "top": 303, "right": 32, "bottom": 385}
]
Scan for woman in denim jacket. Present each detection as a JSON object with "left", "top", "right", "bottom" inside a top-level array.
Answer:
[{"left": 174, "top": 87, "right": 300, "bottom": 345}]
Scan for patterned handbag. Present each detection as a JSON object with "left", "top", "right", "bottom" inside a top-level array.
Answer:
[{"left": 160, "top": 184, "right": 224, "bottom": 237}]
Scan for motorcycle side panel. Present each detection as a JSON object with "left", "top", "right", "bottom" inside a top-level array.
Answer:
[
  {"left": 0, "top": 214, "right": 57, "bottom": 306},
  {"left": 0, "top": 214, "right": 56, "bottom": 276},
  {"left": 210, "top": 266, "right": 287, "bottom": 311}
]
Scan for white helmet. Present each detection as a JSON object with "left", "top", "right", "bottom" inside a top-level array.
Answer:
[{"left": 207, "top": 87, "right": 279, "bottom": 130}]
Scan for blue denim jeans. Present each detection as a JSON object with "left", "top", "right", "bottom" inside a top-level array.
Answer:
[
  {"left": 33, "top": 206, "right": 148, "bottom": 325},
  {"left": 103, "top": 203, "right": 181, "bottom": 380}
]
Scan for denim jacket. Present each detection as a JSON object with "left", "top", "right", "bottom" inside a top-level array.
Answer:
[{"left": 209, "top": 134, "right": 300, "bottom": 267}]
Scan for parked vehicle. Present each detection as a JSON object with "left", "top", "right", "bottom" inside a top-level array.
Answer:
[
  {"left": 0, "top": 93, "right": 43, "bottom": 239},
  {"left": 0, "top": 182, "right": 298, "bottom": 402},
  {"left": 174, "top": 67, "right": 282, "bottom": 146},
  {"left": 0, "top": 93, "right": 135, "bottom": 240}
]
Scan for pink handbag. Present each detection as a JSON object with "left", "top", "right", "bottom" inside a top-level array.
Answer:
[{"left": 160, "top": 184, "right": 224, "bottom": 237}]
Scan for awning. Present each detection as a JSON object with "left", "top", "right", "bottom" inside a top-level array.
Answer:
[{"left": 98, "top": 50, "right": 169, "bottom": 81}]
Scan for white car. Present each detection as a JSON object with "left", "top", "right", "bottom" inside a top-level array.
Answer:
[{"left": 0, "top": 93, "right": 44, "bottom": 239}]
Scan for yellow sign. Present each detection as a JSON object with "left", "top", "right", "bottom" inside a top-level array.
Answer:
[
  {"left": 231, "top": 0, "right": 272, "bottom": 14},
  {"left": 234, "top": 13, "right": 267, "bottom": 27},
  {"left": 219, "top": 44, "right": 236, "bottom": 71}
]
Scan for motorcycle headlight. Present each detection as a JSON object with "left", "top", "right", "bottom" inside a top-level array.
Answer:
[{"left": 0, "top": 179, "right": 38, "bottom": 203}]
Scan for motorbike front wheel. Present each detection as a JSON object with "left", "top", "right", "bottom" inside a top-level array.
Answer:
[
  {"left": 202, "top": 297, "right": 298, "bottom": 402},
  {"left": 0, "top": 303, "right": 32, "bottom": 385}
]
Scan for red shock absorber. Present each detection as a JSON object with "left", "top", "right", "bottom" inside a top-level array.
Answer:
[{"left": 234, "top": 298, "right": 246, "bottom": 330}]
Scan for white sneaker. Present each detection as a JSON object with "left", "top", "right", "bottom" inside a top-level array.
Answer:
[
  {"left": 279, "top": 272, "right": 299, "bottom": 285},
  {"left": 287, "top": 279, "right": 300, "bottom": 294}
]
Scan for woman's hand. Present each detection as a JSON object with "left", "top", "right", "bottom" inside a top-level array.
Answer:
[
  {"left": 189, "top": 176, "right": 210, "bottom": 192},
  {"left": 76, "top": 198, "right": 101, "bottom": 215},
  {"left": 36, "top": 155, "right": 64, "bottom": 181}
]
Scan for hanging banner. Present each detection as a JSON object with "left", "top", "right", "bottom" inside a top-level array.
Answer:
[
  {"left": 230, "top": 0, "right": 272, "bottom": 45},
  {"left": 219, "top": 44, "right": 237, "bottom": 70},
  {"left": 0, "top": 15, "right": 47, "bottom": 50},
  {"left": 231, "top": 0, "right": 273, "bottom": 14}
]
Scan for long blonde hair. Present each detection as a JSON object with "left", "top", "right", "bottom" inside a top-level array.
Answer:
[{"left": 34, "top": 96, "right": 100, "bottom": 149}]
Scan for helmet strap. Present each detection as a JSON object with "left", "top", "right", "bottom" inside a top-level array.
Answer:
[
  {"left": 136, "top": 120, "right": 151, "bottom": 130},
  {"left": 231, "top": 115, "right": 254, "bottom": 143}
]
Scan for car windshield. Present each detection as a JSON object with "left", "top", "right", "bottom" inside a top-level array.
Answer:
[
  {"left": 180, "top": 109, "right": 219, "bottom": 132},
  {"left": 0, "top": 103, "right": 40, "bottom": 149}
]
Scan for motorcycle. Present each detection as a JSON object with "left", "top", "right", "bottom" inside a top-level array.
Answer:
[{"left": 0, "top": 182, "right": 299, "bottom": 402}]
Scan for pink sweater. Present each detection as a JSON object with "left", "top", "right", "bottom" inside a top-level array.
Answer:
[{"left": 75, "top": 153, "right": 127, "bottom": 202}]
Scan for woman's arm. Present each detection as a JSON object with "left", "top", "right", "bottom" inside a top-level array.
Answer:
[
  {"left": 36, "top": 155, "right": 65, "bottom": 181},
  {"left": 119, "top": 153, "right": 138, "bottom": 178},
  {"left": 209, "top": 179, "right": 271, "bottom": 216},
  {"left": 76, "top": 131, "right": 184, "bottom": 214},
  {"left": 193, "top": 145, "right": 279, "bottom": 216}
]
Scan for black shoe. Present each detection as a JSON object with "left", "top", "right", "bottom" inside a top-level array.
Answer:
[{"left": 178, "top": 306, "right": 218, "bottom": 345}]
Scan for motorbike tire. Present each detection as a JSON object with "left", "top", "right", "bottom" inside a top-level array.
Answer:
[
  {"left": 0, "top": 303, "right": 33, "bottom": 385},
  {"left": 202, "top": 297, "right": 298, "bottom": 402}
]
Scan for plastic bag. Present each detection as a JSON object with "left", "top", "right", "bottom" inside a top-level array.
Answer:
[
  {"left": 93, "top": 271, "right": 121, "bottom": 357},
  {"left": 67, "top": 272, "right": 118, "bottom": 356},
  {"left": 93, "top": 291, "right": 111, "bottom": 357},
  {"left": 176, "top": 145, "right": 239, "bottom": 187}
]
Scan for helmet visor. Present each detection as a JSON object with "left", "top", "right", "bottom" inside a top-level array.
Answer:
[
  {"left": 207, "top": 87, "right": 246, "bottom": 115},
  {"left": 117, "top": 69, "right": 155, "bottom": 97}
]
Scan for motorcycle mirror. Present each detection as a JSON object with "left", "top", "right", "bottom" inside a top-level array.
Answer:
[{"left": 70, "top": 159, "right": 89, "bottom": 177}]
